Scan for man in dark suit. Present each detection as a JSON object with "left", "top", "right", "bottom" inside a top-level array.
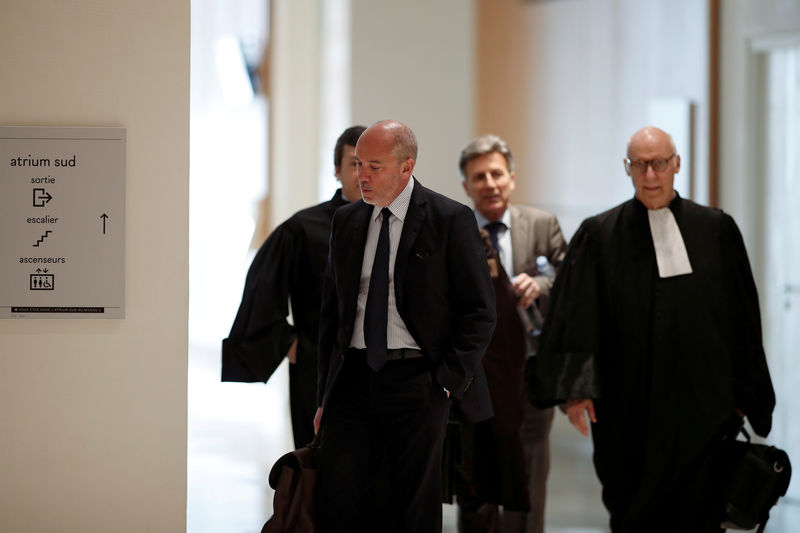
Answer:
[
  {"left": 452, "top": 135, "right": 567, "bottom": 533},
  {"left": 222, "top": 125, "right": 365, "bottom": 449},
  {"left": 313, "top": 120, "right": 497, "bottom": 532}
]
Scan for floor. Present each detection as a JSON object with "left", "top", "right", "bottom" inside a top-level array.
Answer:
[{"left": 187, "top": 342, "right": 799, "bottom": 532}]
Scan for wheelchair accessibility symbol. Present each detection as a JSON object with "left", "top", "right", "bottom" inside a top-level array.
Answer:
[{"left": 30, "top": 274, "right": 55, "bottom": 290}]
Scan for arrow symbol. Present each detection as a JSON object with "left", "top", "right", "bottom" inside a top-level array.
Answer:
[
  {"left": 33, "top": 188, "right": 53, "bottom": 207},
  {"left": 100, "top": 213, "right": 109, "bottom": 235}
]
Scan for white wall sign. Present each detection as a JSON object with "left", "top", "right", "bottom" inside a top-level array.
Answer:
[{"left": 0, "top": 126, "right": 125, "bottom": 318}]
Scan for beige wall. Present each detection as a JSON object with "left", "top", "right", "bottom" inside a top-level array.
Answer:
[
  {"left": 720, "top": 0, "right": 800, "bottom": 246},
  {"left": 0, "top": 2, "right": 189, "bottom": 532},
  {"left": 269, "top": 0, "right": 475, "bottom": 222},
  {"left": 475, "top": 0, "right": 710, "bottom": 239},
  {"left": 350, "top": 0, "right": 476, "bottom": 203},
  {"left": 269, "top": 0, "right": 322, "bottom": 225}
]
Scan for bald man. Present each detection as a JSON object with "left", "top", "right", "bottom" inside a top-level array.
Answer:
[
  {"left": 314, "top": 120, "right": 496, "bottom": 531},
  {"left": 528, "top": 127, "right": 775, "bottom": 532}
]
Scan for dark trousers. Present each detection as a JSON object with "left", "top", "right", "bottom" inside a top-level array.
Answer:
[{"left": 317, "top": 349, "right": 450, "bottom": 532}]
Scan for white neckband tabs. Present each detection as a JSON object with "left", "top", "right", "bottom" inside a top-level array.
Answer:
[{"left": 647, "top": 208, "right": 692, "bottom": 278}]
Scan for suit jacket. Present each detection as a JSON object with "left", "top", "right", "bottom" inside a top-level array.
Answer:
[
  {"left": 508, "top": 204, "right": 568, "bottom": 315},
  {"left": 317, "top": 179, "right": 497, "bottom": 422}
]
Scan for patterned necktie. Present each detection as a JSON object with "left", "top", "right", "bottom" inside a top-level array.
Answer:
[
  {"left": 365, "top": 207, "right": 391, "bottom": 371},
  {"left": 484, "top": 221, "right": 505, "bottom": 253}
]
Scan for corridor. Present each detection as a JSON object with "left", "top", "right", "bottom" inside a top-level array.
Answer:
[{"left": 187, "top": 342, "right": 798, "bottom": 532}]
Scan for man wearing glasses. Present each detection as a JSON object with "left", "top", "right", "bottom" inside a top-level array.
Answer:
[{"left": 528, "top": 126, "right": 775, "bottom": 532}]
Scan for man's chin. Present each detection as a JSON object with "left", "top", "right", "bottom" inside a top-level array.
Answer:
[
  {"left": 638, "top": 192, "right": 670, "bottom": 210},
  {"left": 479, "top": 203, "right": 505, "bottom": 219}
]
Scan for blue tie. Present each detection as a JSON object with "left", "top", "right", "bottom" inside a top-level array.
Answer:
[
  {"left": 484, "top": 221, "right": 505, "bottom": 253},
  {"left": 365, "top": 208, "right": 391, "bottom": 371}
]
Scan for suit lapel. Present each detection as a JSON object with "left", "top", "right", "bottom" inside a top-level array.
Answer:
[{"left": 394, "top": 180, "right": 427, "bottom": 310}]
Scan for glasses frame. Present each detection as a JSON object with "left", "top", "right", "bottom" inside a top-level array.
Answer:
[{"left": 624, "top": 153, "right": 676, "bottom": 175}]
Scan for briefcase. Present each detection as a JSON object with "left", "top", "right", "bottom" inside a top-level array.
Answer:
[
  {"left": 719, "top": 427, "right": 792, "bottom": 532},
  {"left": 261, "top": 435, "right": 320, "bottom": 533}
]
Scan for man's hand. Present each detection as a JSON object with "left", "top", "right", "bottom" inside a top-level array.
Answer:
[
  {"left": 511, "top": 273, "right": 541, "bottom": 309},
  {"left": 566, "top": 399, "right": 596, "bottom": 437},
  {"left": 285, "top": 337, "right": 298, "bottom": 364},
  {"left": 313, "top": 406, "right": 323, "bottom": 435}
]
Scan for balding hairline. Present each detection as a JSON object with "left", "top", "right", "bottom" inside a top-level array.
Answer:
[
  {"left": 369, "top": 119, "right": 418, "bottom": 163},
  {"left": 627, "top": 126, "right": 677, "bottom": 157}
]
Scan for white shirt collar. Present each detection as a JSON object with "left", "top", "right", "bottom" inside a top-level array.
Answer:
[
  {"left": 474, "top": 208, "right": 511, "bottom": 230},
  {"left": 372, "top": 176, "right": 414, "bottom": 222}
]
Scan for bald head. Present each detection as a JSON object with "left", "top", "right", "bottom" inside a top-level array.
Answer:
[
  {"left": 367, "top": 120, "right": 418, "bottom": 164},
  {"left": 355, "top": 120, "right": 417, "bottom": 206},
  {"left": 627, "top": 126, "right": 676, "bottom": 158},
  {"left": 624, "top": 126, "right": 680, "bottom": 209}
]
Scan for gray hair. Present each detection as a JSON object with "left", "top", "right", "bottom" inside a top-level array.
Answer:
[{"left": 458, "top": 134, "right": 514, "bottom": 180}]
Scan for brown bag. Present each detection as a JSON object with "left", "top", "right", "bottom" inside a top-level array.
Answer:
[{"left": 261, "top": 435, "right": 319, "bottom": 533}]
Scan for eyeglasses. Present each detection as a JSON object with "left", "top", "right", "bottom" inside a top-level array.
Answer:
[{"left": 624, "top": 153, "right": 676, "bottom": 175}]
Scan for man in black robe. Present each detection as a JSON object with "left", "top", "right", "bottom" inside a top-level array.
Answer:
[
  {"left": 222, "top": 125, "right": 366, "bottom": 449},
  {"left": 528, "top": 126, "right": 775, "bottom": 532}
]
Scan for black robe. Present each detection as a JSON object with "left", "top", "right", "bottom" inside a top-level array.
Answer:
[
  {"left": 528, "top": 194, "right": 775, "bottom": 531},
  {"left": 222, "top": 190, "right": 348, "bottom": 448}
]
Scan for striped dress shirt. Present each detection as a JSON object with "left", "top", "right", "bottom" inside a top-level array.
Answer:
[{"left": 349, "top": 177, "right": 420, "bottom": 350}]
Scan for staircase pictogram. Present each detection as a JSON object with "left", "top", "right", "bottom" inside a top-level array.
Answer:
[{"left": 33, "top": 230, "right": 52, "bottom": 247}]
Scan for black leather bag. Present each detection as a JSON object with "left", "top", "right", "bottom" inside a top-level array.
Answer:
[
  {"left": 719, "top": 427, "right": 792, "bottom": 532},
  {"left": 261, "top": 435, "right": 320, "bottom": 533}
]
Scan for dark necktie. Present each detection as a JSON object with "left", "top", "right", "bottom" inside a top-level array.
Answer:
[
  {"left": 484, "top": 221, "right": 505, "bottom": 253},
  {"left": 365, "top": 207, "right": 391, "bottom": 371}
]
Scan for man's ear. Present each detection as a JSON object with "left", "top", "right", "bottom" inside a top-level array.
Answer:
[
  {"left": 673, "top": 154, "right": 681, "bottom": 174},
  {"left": 401, "top": 158, "right": 415, "bottom": 176}
]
